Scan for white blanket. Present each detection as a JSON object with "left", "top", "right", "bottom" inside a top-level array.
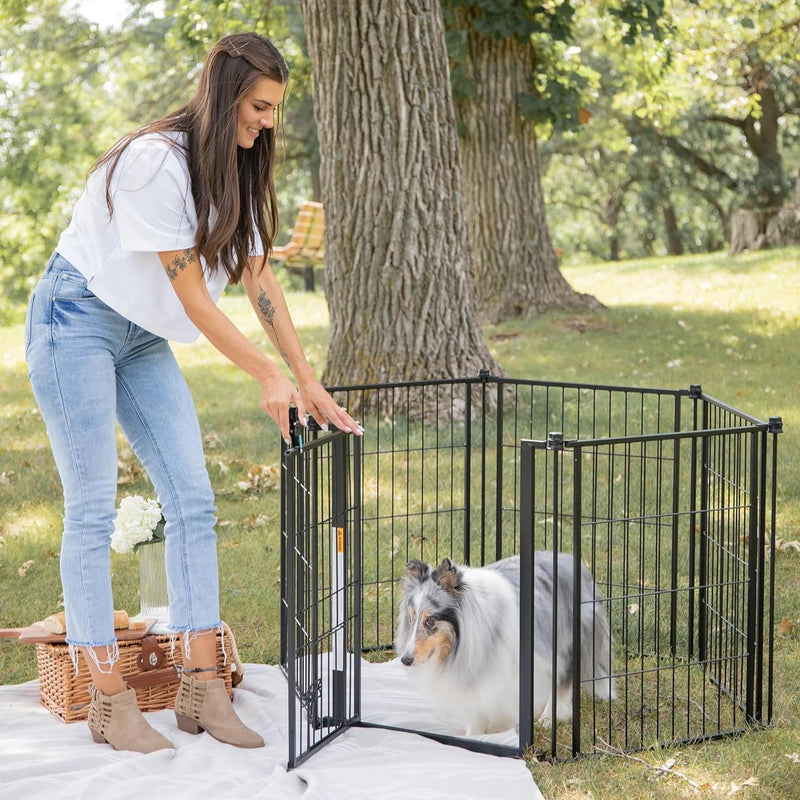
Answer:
[{"left": 0, "top": 659, "right": 542, "bottom": 800}]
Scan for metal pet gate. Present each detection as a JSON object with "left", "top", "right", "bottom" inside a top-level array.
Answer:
[{"left": 280, "top": 374, "right": 780, "bottom": 767}]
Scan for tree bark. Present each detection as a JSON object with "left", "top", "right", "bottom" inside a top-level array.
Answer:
[
  {"left": 662, "top": 201, "right": 683, "bottom": 256},
  {"left": 453, "top": 23, "right": 602, "bottom": 324},
  {"left": 300, "top": 0, "right": 499, "bottom": 401},
  {"left": 793, "top": 166, "right": 800, "bottom": 205}
]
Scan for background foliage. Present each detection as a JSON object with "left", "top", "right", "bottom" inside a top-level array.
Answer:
[{"left": 1, "top": 0, "right": 798, "bottom": 322}]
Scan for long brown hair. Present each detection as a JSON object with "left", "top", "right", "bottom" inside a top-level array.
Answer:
[{"left": 91, "top": 33, "right": 288, "bottom": 283}]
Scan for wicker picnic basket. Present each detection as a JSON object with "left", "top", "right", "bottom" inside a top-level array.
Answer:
[{"left": 36, "top": 624, "right": 242, "bottom": 723}]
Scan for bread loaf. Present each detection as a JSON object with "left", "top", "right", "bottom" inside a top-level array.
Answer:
[
  {"left": 40, "top": 612, "right": 66, "bottom": 635},
  {"left": 112, "top": 609, "right": 129, "bottom": 629},
  {"left": 40, "top": 609, "right": 131, "bottom": 634}
]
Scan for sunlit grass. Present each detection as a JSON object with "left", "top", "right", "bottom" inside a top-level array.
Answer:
[{"left": 2, "top": 249, "right": 800, "bottom": 797}]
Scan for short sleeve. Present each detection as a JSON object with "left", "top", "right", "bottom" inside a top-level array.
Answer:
[{"left": 110, "top": 137, "right": 198, "bottom": 253}]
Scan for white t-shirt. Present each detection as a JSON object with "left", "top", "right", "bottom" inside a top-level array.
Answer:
[{"left": 57, "top": 131, "right": 256, "bottom": 343}]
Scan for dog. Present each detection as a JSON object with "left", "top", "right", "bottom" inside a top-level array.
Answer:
[{"left": 394, "top": 553, "right": 616, "bottom": 736}]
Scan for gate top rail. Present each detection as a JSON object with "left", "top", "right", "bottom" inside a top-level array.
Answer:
[
  {"left": 327, "top": 371, "right": 690, "bottom": 399},
  {"left": 326, "top": 372, "right": 781, "bottom": 436},
  {"left": 524, "top": 422, "right": 776, "bottom": 451}
]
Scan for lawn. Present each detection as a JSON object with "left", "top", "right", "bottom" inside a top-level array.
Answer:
[{"left": 1, "top": 247, "right": 799, "bottom": 798}]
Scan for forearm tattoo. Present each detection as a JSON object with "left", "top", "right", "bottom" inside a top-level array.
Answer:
[
  {"left": 164, "top": 248, "right": 198, "bottom": 281},
  {"left": 257, "top": 287, "right": 290, "bottom": 365}
]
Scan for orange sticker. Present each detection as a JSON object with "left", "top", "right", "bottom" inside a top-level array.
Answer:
[{"left": 337, "top": 527, "right": 344, "bottom": 553}]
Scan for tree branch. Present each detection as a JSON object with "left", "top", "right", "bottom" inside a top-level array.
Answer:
[{"left": 628, "top": 119, "right": 739, "bottom": 190}]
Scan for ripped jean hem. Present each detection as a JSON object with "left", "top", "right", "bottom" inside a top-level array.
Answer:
[
  {"left": 67, "top": 640, "right": 120, "bottom": 677},
  {"left": 168, "top": 622, "right": 228, "bottom": 667}
]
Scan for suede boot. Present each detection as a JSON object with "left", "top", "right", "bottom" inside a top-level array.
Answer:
[
  {"left": 174, "top": 673, "right": 264, "bottom": 748},
  {"left": 87, "top": 686, "right": 174, "bottom": 753}
]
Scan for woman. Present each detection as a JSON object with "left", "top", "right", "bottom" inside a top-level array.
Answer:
[{"left": 25, "top": 32, "right": 360, "bottom": 753}]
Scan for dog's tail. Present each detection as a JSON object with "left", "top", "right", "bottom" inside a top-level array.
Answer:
[{"left": 581, "top": 588, "right": 617, "bottom": 701}]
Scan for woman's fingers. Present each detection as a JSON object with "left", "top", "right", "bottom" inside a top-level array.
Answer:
[{"left": 261, "top": 377, "right": 364, "bottom": 443}]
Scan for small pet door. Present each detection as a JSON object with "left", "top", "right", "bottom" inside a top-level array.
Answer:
[{"left": 280, "top": 421, "right": 361, "bottom": 768}]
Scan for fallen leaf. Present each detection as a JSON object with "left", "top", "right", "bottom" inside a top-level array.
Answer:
[
  {"left": 204, "top": 432, "right": 223, "bottom": 450},
  {"left": 18, "top": 559, "right": 35, "bottom": 577},
  {"left": 238, "top": 464, "right": 280, "bottom": 492},
  {"left": 777, "top": 617, "right": 796, "bottom": 637},
  {"left": 655, "top": 755, "right": 678, "bottom": 774},
  {"left": 732, "top": 777, "right": 759, "bottom": 795}
]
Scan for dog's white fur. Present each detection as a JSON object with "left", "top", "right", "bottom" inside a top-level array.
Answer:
[{"left": 395, "top": 553, "right": 616, "bottom": 736}]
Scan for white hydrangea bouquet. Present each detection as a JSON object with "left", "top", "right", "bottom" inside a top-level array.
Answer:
[{"left": 110, "top": 495, "right": 166, "bottom": 554}]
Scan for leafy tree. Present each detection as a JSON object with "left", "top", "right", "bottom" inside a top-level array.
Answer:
[
  {"left": 542, "top": 0, "right": 800, "bottom": 259},
  {"left": 0, "top": 0, "right": 115, "bottom": 319},
  {"left": 0, "top": 0, "right": 323, "bottom": 318}
]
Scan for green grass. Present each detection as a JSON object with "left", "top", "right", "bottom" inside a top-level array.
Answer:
[{"left": 2, "top": 247, "right": 800, "bottom": 798}]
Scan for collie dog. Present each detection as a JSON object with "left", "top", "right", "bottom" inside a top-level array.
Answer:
[{"left": 394, "top": 553, "right": 616, "bottom": 736}]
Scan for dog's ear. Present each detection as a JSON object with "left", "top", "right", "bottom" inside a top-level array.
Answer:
[
  {"left": 433, "top": 558, "right": 462, "bottom": 594},
  {"left": 405, "top": 559, "right": 431, "bottom": 583}
]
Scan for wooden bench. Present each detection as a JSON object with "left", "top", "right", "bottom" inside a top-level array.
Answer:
[{"left": 270, "top": 200, "right": 325, "bottom": 291}]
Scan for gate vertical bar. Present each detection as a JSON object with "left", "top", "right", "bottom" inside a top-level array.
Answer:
[
  {"left": 669, "top": 396, "right": 682, "bottom": 656},
  {"left": 548, "top": 432, "right": 563, "bottom": 758},
  {"left": 495, "top": 376, "right": 505, "bottom": 561},
  {"left": 766, "top": 419, "right": 781, "bottom": 725},
  {"left": 571, "top": 442, "right": 583, "bottom": 758},
  {"left": 519, "top": 440, "right": 536, "bottom": 754},
  {"left": 464, "top": 381, "right": 473, "bottom": 566},
  {"left": 697, "top": 402, "right": 711, "bottom": 665},
  {"left": 280, "top": 440, "right": 289, "bottom": 670},
  {"left": 479, "top": 372, "right": 489, "bottom": 565},
  {"left": 745, "top": 430, "right": 759, "bottom": 721},
  {"left": 285, "top": 452, "right": 298, "bottom": 768},
  {"left": 330, "top": 435, "right": 348, "bottom": 725},
  {"left": 754, "top": 427, "right": 767, "bottom": 722},
  {"left": 353, "top": 435, "right": 362, "bottom": 722}
]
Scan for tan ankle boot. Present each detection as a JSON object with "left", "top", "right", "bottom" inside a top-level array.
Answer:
[
  {"left": 88, "top": 686, "right": 174, "bottom": 753},
  {"left": 174, "top": 673, "right": 264, "bottom": 748}
]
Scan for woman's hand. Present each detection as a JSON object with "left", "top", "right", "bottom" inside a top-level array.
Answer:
[
  {"left": 259, "top": 374, "right": 362, "bottom": 443},
  {"left": 295, "top": 378, "right": 363, "bottom": 437},
  {"left": 258, "top": 371, "right": 303, "bottom": 443}
]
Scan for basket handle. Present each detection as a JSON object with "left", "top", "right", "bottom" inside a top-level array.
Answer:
[{"left": 125, "top": 666, "right": 178, "bottom": 690}]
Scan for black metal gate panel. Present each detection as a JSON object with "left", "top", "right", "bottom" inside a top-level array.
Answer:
[
  {"left": 520, "top": 418, "right": 776, "bottom": 757},
  {"left": 281, "top": 427, "right": 361, "bottom": 768},
  {"left": 278, "top": 376, "right": 779, "bottom": 763}
]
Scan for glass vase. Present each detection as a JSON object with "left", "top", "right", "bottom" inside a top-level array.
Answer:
[{"left": 137, "top": 539, "right": 169, "bottom": 628}]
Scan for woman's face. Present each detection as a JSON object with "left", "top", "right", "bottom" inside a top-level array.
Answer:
[{"left": 237, "top": 77, "right": 286, "bottom": 149}]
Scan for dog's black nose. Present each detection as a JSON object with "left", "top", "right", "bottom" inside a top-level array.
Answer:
[{"left": 400, "top": 655, "right": 414, "bottom": 666}]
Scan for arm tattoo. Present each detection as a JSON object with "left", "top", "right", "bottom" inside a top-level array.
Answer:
[
  {"left": 257, "top": 287, "right": 290, "bottom": 365},
  {"left": 164, "top": 248, "right": 198, "bottom": 281}
]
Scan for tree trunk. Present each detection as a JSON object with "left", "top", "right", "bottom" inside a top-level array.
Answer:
[
  {"left": 793, "top": 166, "right": 800, "bottom": 205},
  {"left": 662, "top": 202, "right": 683, "bottom": 255},
  {"left": 300, "top": 0, "right": 499, "bottom": 401},
  {"left": 606, "top": 193, "right": 624, "bottom": 261},
  {"left": 741, "top": 77, "right": 784, "bottom": 209},
  {"left": 453, "top": 24, "right": 602, "bottom": 324},
  {"left": 729, "top": 208, "right": 773, "bottom": 253}
]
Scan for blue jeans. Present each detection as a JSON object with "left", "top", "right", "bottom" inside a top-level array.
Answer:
[{"left": 25, "top": 253, "right": 221, "bottom": 656}]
